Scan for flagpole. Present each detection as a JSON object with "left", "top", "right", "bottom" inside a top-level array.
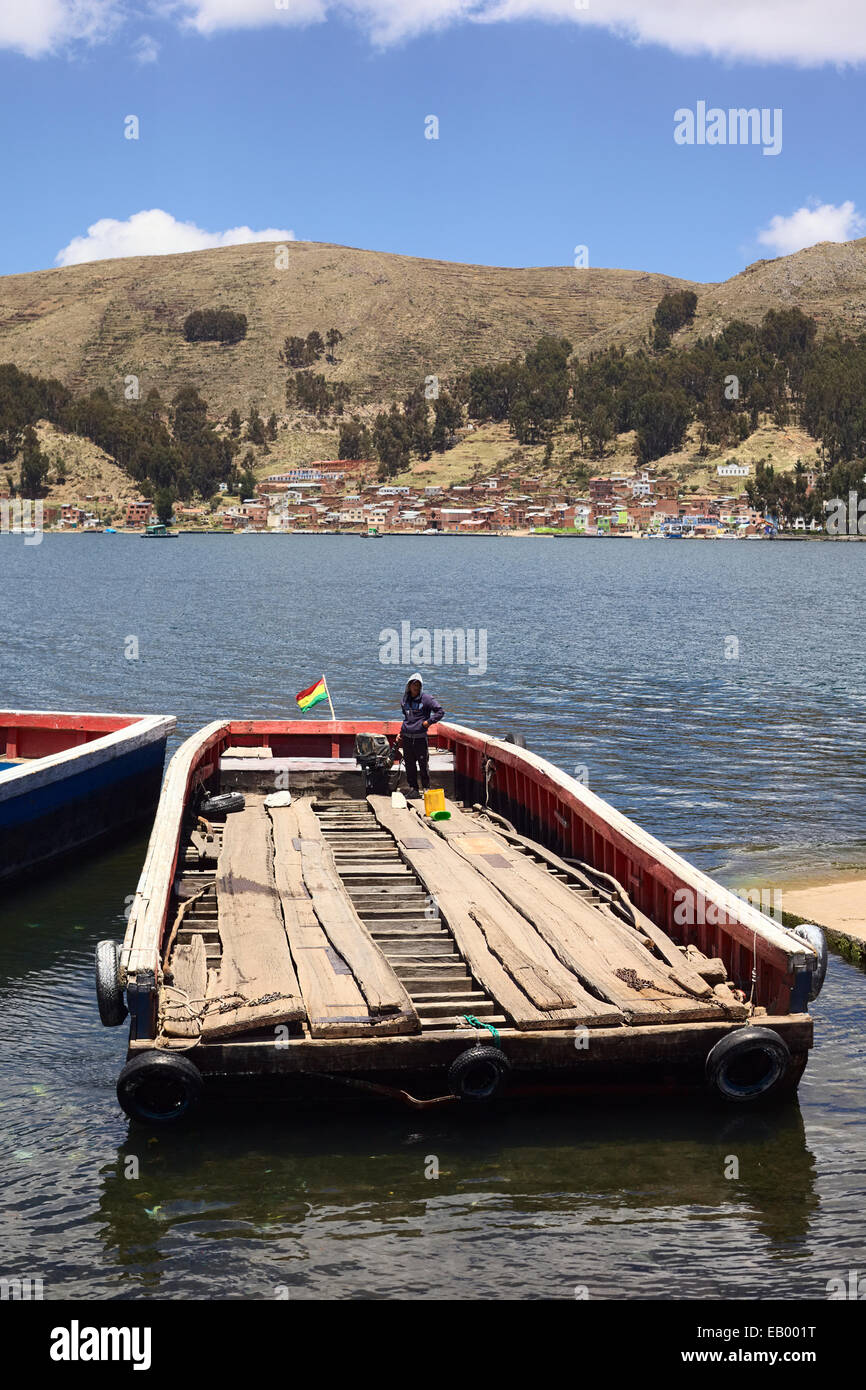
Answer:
[{"left": 323, "top": 675, "right": 336, "bottom": 722}]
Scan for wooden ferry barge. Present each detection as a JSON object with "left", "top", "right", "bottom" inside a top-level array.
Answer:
[
  {"left": 104, "top": 720, "right": 823, "bottom": 1122},
  {"left": 1, "top": 709, "right": 175, "bottom": 885}
]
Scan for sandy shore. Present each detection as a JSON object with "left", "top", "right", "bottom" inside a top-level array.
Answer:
[{"left": 782, "top": 878, "right": 866, "bottom": 945}]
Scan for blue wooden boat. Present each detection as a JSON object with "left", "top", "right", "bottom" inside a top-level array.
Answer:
[{"left": 0, "top": 709, "right": 176, "bottom": 885}]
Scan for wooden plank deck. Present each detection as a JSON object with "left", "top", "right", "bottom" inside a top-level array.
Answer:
[
  {"left": 370, "top": 796, "right": 736, "bottom": 1027},
  {"left": 158, "top": 789, "right": 751, "bottom": 1053},
  {"left": 368, "top": 797, "right": 623, "bottom": 1030},
  {"left": 270, "top": 802, "right": 419, "bottom": 1036},
  {"left": 200, "top": 801, "right": 305, "bottom": 1040}
]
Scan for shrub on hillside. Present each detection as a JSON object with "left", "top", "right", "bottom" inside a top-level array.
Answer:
[{"left": 183, "top": 308, "right": 248, "bottom": 345}]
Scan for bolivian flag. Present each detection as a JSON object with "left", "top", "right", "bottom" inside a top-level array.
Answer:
[{"left": 296, "top": 676, "right": 330, "bottom": 712}]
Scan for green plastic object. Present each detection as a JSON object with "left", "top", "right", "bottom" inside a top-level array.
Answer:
[{"left": 432, "top": 810, "right": 451, "bottom": 820}]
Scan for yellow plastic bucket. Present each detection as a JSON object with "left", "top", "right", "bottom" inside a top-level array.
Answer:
[{"left": 423, "top": 788, "right": 446, "bottom": 816}]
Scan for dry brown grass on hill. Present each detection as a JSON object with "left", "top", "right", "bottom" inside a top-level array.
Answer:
[
  {"left": 6, "top": 421, "right": 145, "bottom": 510},
  {"left": 392, "top": 415, "right": 818, "bottom": 494},
  {"left": 231, "top": 424, "right": 342, "bottom": 480},
  {"left": 2, "top": 238, "right": 864, "bottom": 424},
  {"left": 0, "top": 240, "right": 694, "bottom": 418},
  {"left": 571, "top": 418, "right": 821, "bottom": 493}
]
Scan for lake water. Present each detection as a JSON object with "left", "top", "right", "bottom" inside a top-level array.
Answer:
[{"left": 1, "top": 534, "right": 864, "bottom": 1299}]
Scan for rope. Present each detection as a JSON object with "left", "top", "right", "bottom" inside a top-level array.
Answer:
[
  {"left": 156, "top": 984, "right": 297, "bottom": 1048},
  {"left": 746, "top": 928, "right": 759, "bottom": 1013},
  {"left": 461, "top": 1013, "right": 501, "bottom": 1048}
]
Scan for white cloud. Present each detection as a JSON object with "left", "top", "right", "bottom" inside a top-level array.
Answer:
[
  {"left": 0, "top": 0, "right": 121, "bottom": 57},
  {"left": 477, "top": 1, "right": 866, "bottom": 67},
  {"left": 55, "top": 209, "right": 295, "bottom": 265},
  {"left": 7, "top": 0, "right": 866, "bottom": 65},
  {"left": 132, "top": 33, "right": 160, "bottom": 63},
  {"left": 178, "top": 0, "right": 866, "bottom": 63},
  {"left": 182, "top": 0, "right": 328, "bottom": 34},
  {"left": 756, "top": 201, "right": 866, "bottom": 257}
]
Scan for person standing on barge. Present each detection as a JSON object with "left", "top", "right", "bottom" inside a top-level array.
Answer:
[{"left": 397, "top": 673, "right": 444, "bottom": 798}]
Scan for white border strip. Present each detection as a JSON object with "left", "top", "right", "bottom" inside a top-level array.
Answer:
[{"left": 0, "top": 710, "right": 176, "bottom": 804}]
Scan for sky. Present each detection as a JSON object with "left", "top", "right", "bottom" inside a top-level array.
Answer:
[{"left": 0, "top": 1, "right": 865, "bottom": 282}]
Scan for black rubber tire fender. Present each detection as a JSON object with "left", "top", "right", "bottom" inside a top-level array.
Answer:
[
  {"left": 792, "top": 923, "right": 828, "bottom": 1001},
  {"left": 95, "top": 940, "right": 127, "bottom": 1027},
  {"left": 116, "top": 1051, "right": 203, "bottom": 1124},
  {"left": 705, "top": 1027, "right": 791, "bottom": 1103},
  {"left": 503, "top": 732, "right": 527, "bottom": 748},
  {"left": 448, "top": 1044, "right": 511, "bottom": 1102},
  {"left": 199, "top": 792, "right": 245, "bottom": 815}
]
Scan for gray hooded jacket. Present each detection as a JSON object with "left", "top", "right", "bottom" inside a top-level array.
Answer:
[{"left": 400, "top": 673, "right": 445, "bottom": 740}]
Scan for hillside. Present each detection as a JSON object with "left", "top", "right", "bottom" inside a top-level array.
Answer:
[
  {"left": 3, "top": 421, "right": 142, "bottom": 511},
  {"left": 0, "top": 241, "right": 695, "bottom": 417},
  {"left": 3, "top": 237, "right": 866, "bottom": 507},
  {"left": 2, "top": 239, "right": 866, "bottom": 426}
]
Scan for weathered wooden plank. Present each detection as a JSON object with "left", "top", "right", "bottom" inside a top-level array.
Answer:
[
  {"left": 292, "top": 800, "right": 418, "bottom": 1030},
  {"left": 162, "top": 933, "right": 207, "bottom": 1039},
  {"left": 368, "top": 796, "right": 622, "bottom": 1030},
  {"left": 713, "top": 981, "right": 750, "bottom": 1020},
  {"left": 201, "top": 800, "right": 305, "bottom": 1040},
  {"left": 611, "top": 905, "right": 715, "bottom": 998},
  {"left": 426, "top": 804, "right": 725, "bottom": 1025},
  {"left": 270, "top": 805, "right": 417, "bottom": 1037},
  {"left": 684, "top": 945, "right": 729, "bottom": 985},
  {"left": 469, "top": 904, "right": 575, "bottom": 1011}
]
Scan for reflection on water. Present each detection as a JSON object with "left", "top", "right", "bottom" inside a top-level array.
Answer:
[
  {"left": 90, "top": 1103, "right": 819, "bottom": 1301},
  {"left": 1, "top": 537, "right": 865, "bottom": 1299}
]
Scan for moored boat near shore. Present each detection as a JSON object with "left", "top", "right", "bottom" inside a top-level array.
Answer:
[
  {"left": 0, "top": 710, "right": 175, "bottom": 885},
  {"left": 105, "top": 719, "right": 823, "bottom": 1123}
]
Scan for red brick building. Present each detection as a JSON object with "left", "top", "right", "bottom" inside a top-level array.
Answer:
[{"left": 124, "top": 501, "right": 152, "bottom": 528}]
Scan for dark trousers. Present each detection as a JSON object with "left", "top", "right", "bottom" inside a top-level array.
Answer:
[{"left": 402, "top": 737, "right": 430, "bottom": 790}]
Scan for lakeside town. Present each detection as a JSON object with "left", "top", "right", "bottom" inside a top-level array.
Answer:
[{"left": 15, "top": 457, "right": 827, "bottom": 538}]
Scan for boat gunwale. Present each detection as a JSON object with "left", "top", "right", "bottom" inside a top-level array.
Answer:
[{"left": 0, "top": 710, "right": 176, "bottom": 802}]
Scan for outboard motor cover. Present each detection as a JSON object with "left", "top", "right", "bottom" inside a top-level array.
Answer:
[{"left": 354, "top": 733, "right": 398, "bottom": 794}]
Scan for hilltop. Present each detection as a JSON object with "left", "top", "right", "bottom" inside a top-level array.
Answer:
[
  {"left": 0, "top": 240, "right": 694, "bottom": 418},
  {"left": 2, "top": 238, "right": 866, "bottom": 424}
]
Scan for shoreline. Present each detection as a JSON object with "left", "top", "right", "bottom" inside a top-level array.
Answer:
[
  {"left": 28, "top": 528, "right": 855, "bottom": 540},
  {"left": 780, "top": 875, "right": 866, "bottom": 964}
]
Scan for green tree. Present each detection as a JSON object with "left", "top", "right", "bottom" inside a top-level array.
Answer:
[
  {"left": 18, "top": 425, "right": 50, "bottom": 497},
  {"left": 279, "top": 336, "right": 309, "bottom": 369},
  {"left": 373, "top": 404, "right": 411, "bottom": 477},
  {"left": 247, "top": 406, "right": 266, "bottom": 446},
  {"left": 183, "top": 308, "right": 247, "bottom": 344},
  {"left": 634, "top": 389, "right": 692, "bottom": 463},
  {"left": 153, "top": 487, "right": 175, "bottom": 524},
  {"left": 339, "top": 419, "right": 373, "bottom": 460},
  {"left": 171, "top": 386, "right": 208, "bottom": 443},
  {"left": 404, "top": 387, "right": 432, "bottom": 459},
  {"left": 652, "top": 290, "right": 698, "bottom": 342},
  {"left": 325, "top": 328, "right": 344, "bottom": 363},
  {"left": 587, "top": 404, "right": 614, "bottom": 458},
  {"left": 305, "top": 330, "right": 325, "bottom": 362},
  {"left": 431, "top": 392, "right": 462, "bottom": 451}
]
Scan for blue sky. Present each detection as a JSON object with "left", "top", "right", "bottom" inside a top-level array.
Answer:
[{"left": 0, "top": 2, "right": 864, "bottom": 282}]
